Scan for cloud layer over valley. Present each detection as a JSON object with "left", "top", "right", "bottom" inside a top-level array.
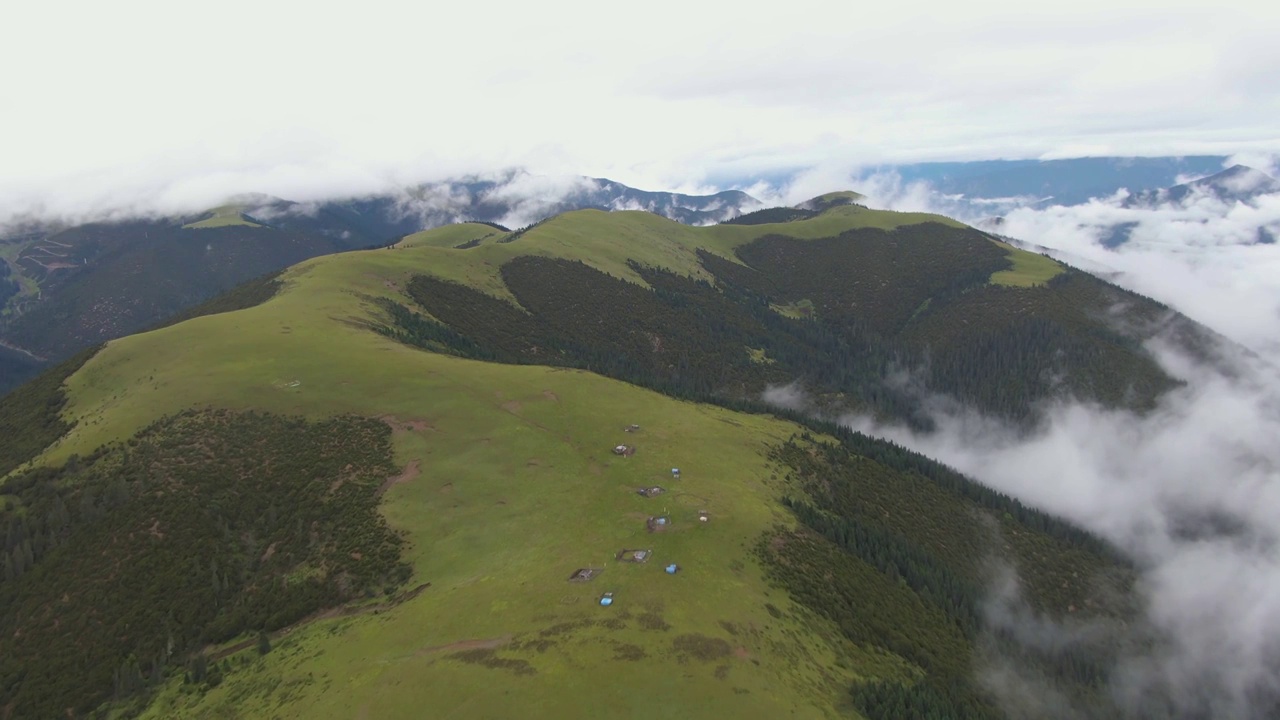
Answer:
[
  {"left": 761, "top": 158, "right": 1280, "bottom": 717},
  {"left": 3, "top": 0, "right": 1278, "bottom": 225}
]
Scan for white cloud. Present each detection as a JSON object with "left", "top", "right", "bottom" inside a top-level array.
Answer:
[
  {"left": 839, "top": 340, "right": 1280, "bottom": 717},
  {"left": 796, "top": 168, "right": 1280, "bottom": 716},
  {"left": 2, "top": 0, "right": 1279, "bottom": 224}
]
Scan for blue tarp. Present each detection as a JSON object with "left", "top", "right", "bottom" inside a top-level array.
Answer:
[
  {"left": 600, "top": 597, "right": 613, "bottom": 606},
  {"left": 666, "top": 564, "right": 678, "bottom": 574}
]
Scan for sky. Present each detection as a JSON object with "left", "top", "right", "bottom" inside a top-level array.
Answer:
[{"left": 3, "top": 0, "right": 1280, "bottom": 221}]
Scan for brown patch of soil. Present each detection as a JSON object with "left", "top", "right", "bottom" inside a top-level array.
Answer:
[
  {"left": 377, "top": 460, "right": 421, "bottom": 498},
  {"left": 417, "top": 634, "right": 513, "bottom": 656},
  {"left": 260, "top": 541, "right": 279, "bottom": 562},
  {"left": 379, "top": 415, "right": 435, "bottom": 435},
  {"left": 542, "top": 390, "right": 558, "bottom": 401}
]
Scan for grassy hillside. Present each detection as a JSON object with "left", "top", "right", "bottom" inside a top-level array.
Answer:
[
  {"left": 182, "top": 205, "right": 265, "bottom": 229},
  {"left": 0, "top": 221, "right": 352, "bottom": 362},
  {"left": 7, "top": 248, "right": 870, "bottom": 717},
  {"left": 380, "top": 209, "right": 1180, "bottom": 425},
  {"left": 0, "top": 201, "right": 1163, "bottom": 719}
]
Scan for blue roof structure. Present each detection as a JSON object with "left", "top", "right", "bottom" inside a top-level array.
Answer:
[
  {"left": 665, "top": 564, "right": 678, "bottom": 574},
  {"left": 600, "top": 596, "right": 613, "bottom": 606}
]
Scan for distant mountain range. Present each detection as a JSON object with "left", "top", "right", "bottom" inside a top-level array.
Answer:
[
  {"left": 1121, "top": 164, "right": 1280, "bottom": 209},
  {"left": 0, "top": 175, "right": 762, "bottom": 395},
  {"left": 4, "top": 156, "right": 1270, "bottom": 396}
]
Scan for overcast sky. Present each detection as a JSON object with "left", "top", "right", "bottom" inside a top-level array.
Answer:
[{"left": 3, "top": 0, "right": 1279, "bottom": 219}]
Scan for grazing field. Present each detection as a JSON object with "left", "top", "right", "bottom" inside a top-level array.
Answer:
[
  {"left": 182, "top": 205, "right": 265, "bottom": 229},
  {"left": 8, "top": 201, "right": 1136, "bottom": 718},
  {"left": 987, "top": 239, "right": 1064, "bottom": 287},
  {"left": 38, "top": 232, "right": 893, "bottom": 718},
  {"left": 397, "top": 222, "right": 508, "bottom": 249}
]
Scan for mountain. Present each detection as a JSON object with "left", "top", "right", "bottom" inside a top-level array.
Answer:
[
  {"left": 0, "top": 198, "right": 1220, "bottom": 719},
  {"left": 0, "top": 177, "right": 761, "bottom": 396},
  {"left": 1121, "top": 164, "right": 1280, "bottom": 208},
  {"left": 366, "top": 173, "right": 760, "bottom": 228},
  {"left": 972, "top": 164, "right": 1280, "bottom": 258}
]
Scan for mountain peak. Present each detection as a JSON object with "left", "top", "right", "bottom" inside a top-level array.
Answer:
[
  {"left": 794, "top": 190, "right": 865, "bottom": 212},
  {"left": 1122, "top": 164, "right": 1280, "bottom": 209}
]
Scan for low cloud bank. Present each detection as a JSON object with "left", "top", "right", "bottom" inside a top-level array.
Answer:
[
  {"left": 830, "top": 336, "right": 1280, "bottom": 717},
  {"left": 756, "top": 156, "right": 1280, "bottom": 715}
]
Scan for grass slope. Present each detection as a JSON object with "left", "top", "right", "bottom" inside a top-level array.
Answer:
[
  {"left": 380, "top": 205, "right": 970, "bottom": 303},
  {"left": 987, "top": 239, "right": 1064, "bottom": 287},
  {"left": 397, "top": 222, "right": 509, "bottom": 249},
  {"left": 182, "top": 205, "right": 264, "bottom": 229},
  {"left": 5, "top": 205, "right": 1127, "bottom": 718},
  {"left": 32, "top": 243, "right": 877, "bottom": 718},
  {"left": 1, "top": 222, "right": 344, "bottom": 360}
]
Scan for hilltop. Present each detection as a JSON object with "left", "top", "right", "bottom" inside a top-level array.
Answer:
[
  {"left": 0, "top": 177, "right": 761, "bottom": 395},
  {"left": 0, "top": 198, "right": 1204, "bottom": 719}
]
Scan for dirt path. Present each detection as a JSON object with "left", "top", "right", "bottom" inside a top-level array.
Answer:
[
  {"left": 380, "top": 415, "right": 435, "bottom": 435},
  {"left": 415, "top": 633, "right": 513, "bottom": 657},
  {"left": 377, "top": 459, "right": 421, "bottom": 497},
  {"left": 0, "top": 339, "right": 44, "bottom": 362}
]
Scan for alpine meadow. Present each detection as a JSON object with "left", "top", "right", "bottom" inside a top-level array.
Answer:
[
  {"left": 0, "top": 194, "right": 1242, "bottom": 719},
  {"left": 6, "top": 0, "right": 1280, "bottom": 715}
]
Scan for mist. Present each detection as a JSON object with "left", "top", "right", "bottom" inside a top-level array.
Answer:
[{"left": 761, "top": 161, "right": 1280, "bottom": 717}]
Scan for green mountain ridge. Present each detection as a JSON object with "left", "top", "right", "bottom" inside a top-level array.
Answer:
[
  {"left": 0, "top": 177, "right": 766, "bottom": 396},
  {"left": 0, "top": 199, "right": 1202, "bottom": 719}
]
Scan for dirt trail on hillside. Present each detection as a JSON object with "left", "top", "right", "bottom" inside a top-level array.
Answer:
[
  {"left": 416, "top": 634, "right": 513, "bottom": 657},
  {"left": 377, "top": 460, "right": 421, "bottom": 497}
]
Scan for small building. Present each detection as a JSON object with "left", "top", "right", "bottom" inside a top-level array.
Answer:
[
  {"left": 646, "top": 515, "right": 671, "bottom": 532},
  {"left": 612, "top": 445, "right": 636, "bottom": 457},
  {"left": 568, "top": 567, "right": 601, "bottom": 582},
  {"left": 600, "top": 591, "right": 614, "bottom": 607},
  {"left": 616, "top": 548, "right": 651, "bottom": 563},
  {"left": 671, "top": 467, "right": 681, "bottom": 478},
  {"left": 665, "top": 564, "right": 679, "bottom": 574}
]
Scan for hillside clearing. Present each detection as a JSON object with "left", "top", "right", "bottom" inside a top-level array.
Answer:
[
  {"left": 183, "top": 205, "right": 264, "bottom": 229},
  {"left": 987, "top": 239, "right": 1064, "bottom": 287}
]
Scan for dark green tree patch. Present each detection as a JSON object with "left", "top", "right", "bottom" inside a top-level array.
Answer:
[
  {"left": 0, "top": 409, "right": 410, "bottom": 718},
  {"left": 759, "top": 434, "right": 1138, "bottom": 720},
  {"left": 0, "top": 343, "right": 101, "bottom": 477}
]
